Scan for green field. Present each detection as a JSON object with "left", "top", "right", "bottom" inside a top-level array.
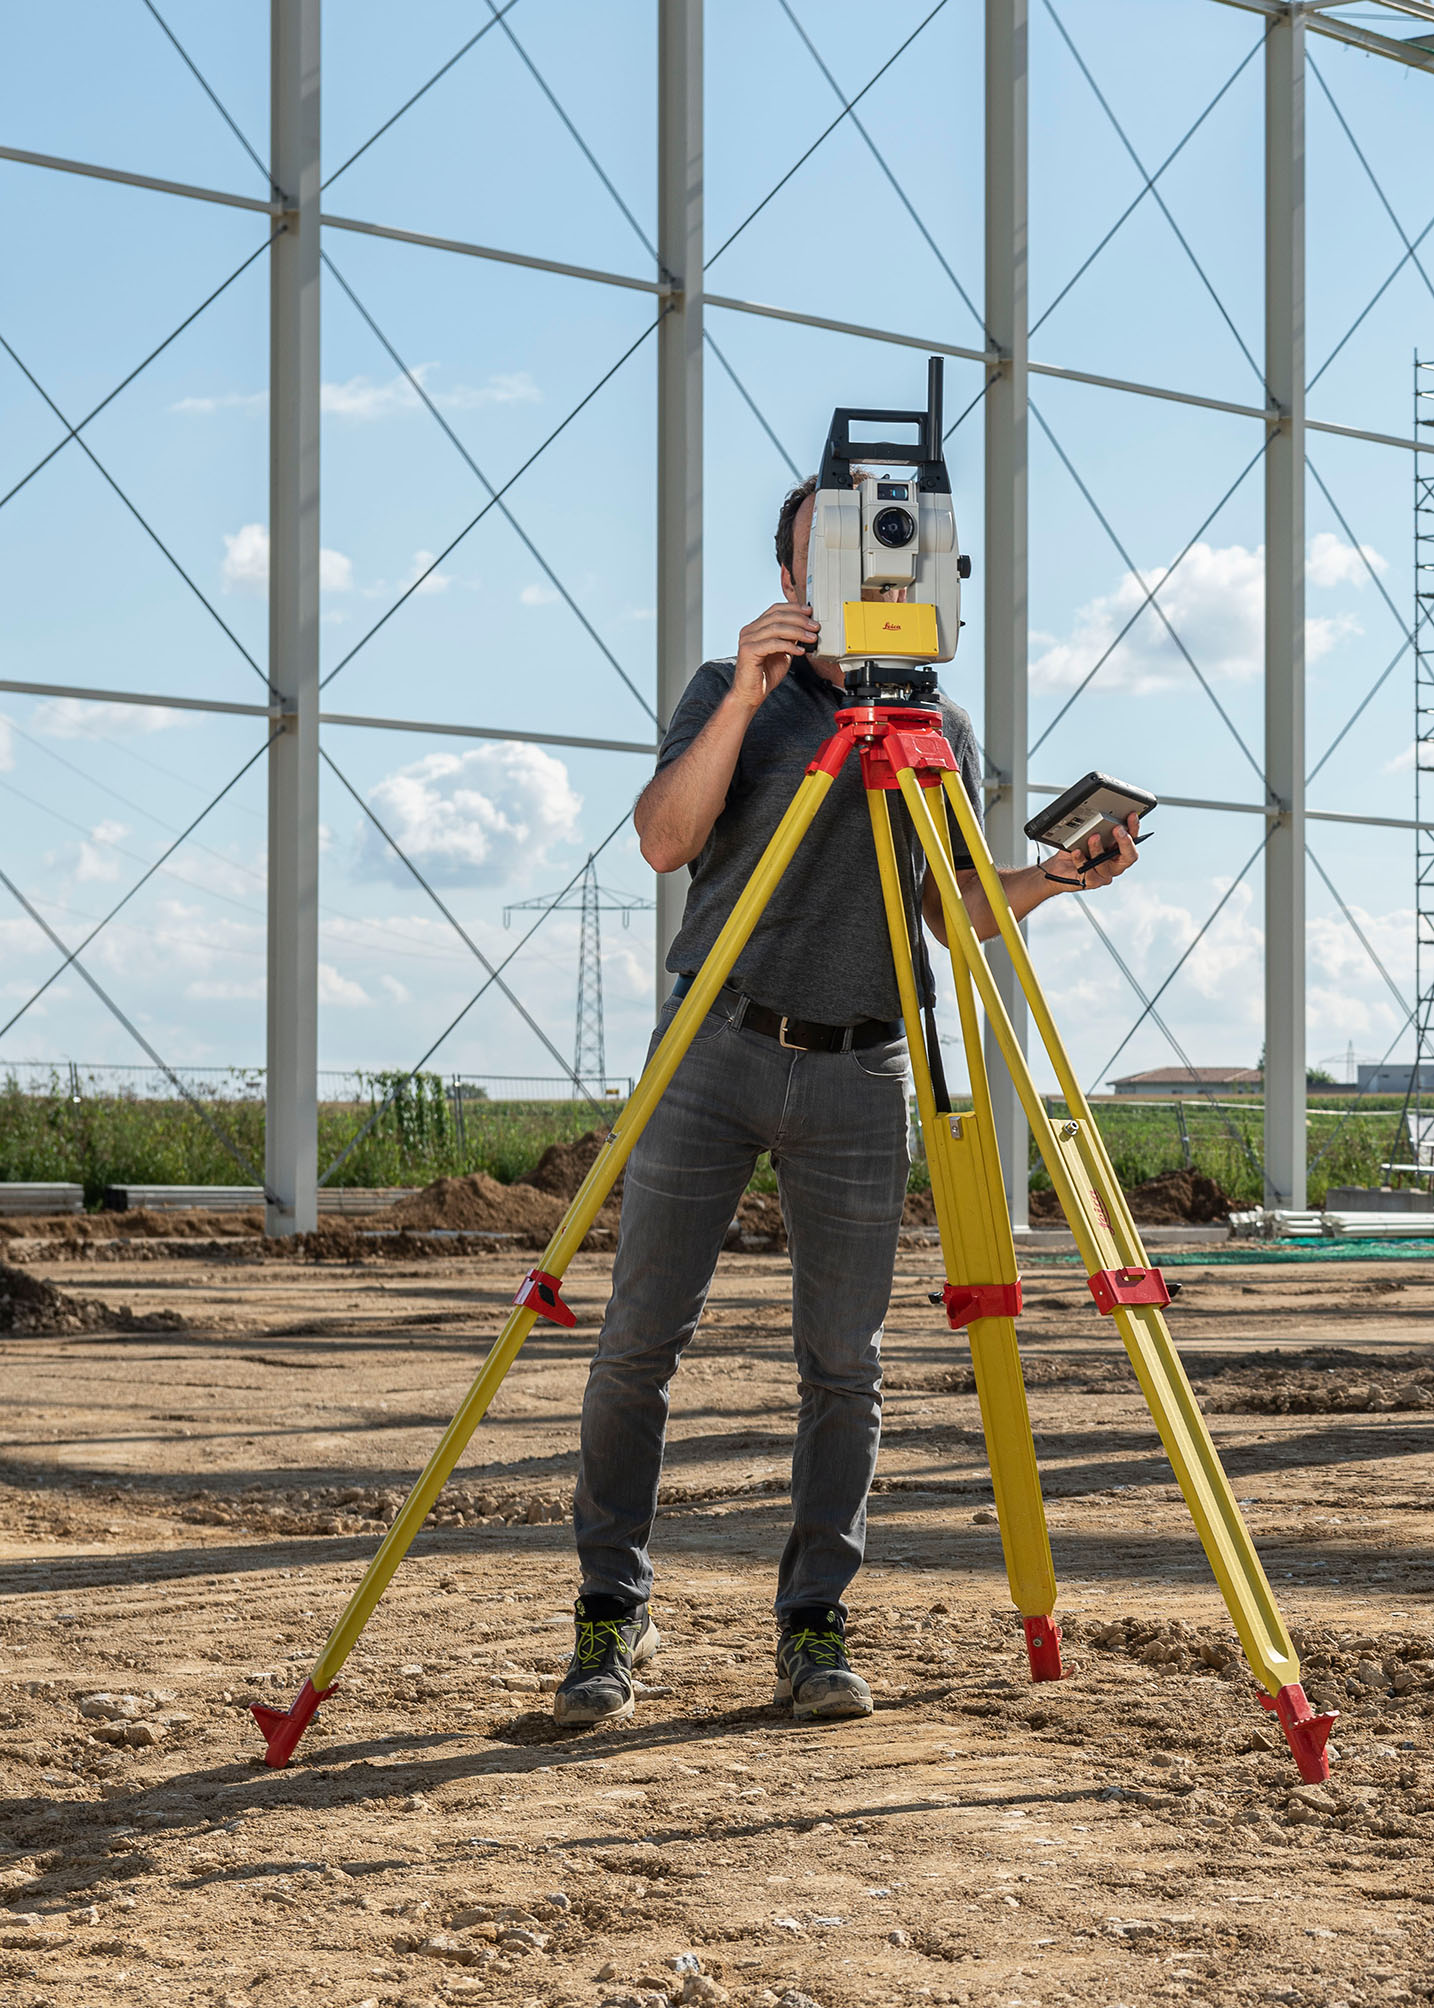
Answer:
[{"left": 0, "top": 1069, "right": 1419, "bottom": 1207}]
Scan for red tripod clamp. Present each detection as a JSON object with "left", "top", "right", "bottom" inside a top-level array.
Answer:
[
  {"left": 514, "top": 1269, "right": 576, "bottom": 1328},
  {"left": 939, "top": 1279, "right": 1023, "bottom": 1329},
  {"left": 1088, "top": 1265, "right": 1171, "bottom": 1315}
]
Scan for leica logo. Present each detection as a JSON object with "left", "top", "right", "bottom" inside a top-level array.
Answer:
[{"left": 882, "top": 621, "right": 900, "bottom": 631}]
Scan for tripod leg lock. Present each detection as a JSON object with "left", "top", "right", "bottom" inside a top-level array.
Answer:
[
  {"left": 1259, "top": 1683, "right": 1339, "bottom": 1783},
  {"left": 1088, "top": 1265, "right": 1171, "bottom": 1315},
  {"left": 937, "top": 1279, "right": 1023, "bottom": 1328},
  {"left": 513, "top": 1269, "right": 576, "bottom": 1327}
]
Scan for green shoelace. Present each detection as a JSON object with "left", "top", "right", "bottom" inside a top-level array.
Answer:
[
  {"left": 785, "top": 1626, "right": 848, "bottom": 1668},
  {"left": 573, "top": 1618, "right": 630, "bottom": 1669}
]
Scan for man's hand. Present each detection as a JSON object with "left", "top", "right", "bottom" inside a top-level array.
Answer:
[
  {"left": 732, "top": 601, "right": 819, "bottom": 710},
  {"left": 1045, "top": 812, "right": 1141, "bottom": 891}
]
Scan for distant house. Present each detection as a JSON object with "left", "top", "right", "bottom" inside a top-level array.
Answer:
[
  {"left": 1106, "top": 1066, "right": 1262, "bottom": 1097},
  {"left": 1356, "top": 1062, "right": 1434, "bottom": 1095}
]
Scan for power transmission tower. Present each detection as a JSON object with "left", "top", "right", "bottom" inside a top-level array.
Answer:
[{"left": 505, "top": 858, "right": 654, "bottom": 1094}]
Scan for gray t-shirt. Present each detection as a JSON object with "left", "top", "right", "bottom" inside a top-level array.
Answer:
[{"left": 661, "top": 657, "right": 983, "bottom": 1024}]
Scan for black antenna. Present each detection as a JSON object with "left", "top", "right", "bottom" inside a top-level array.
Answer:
[{"left": 817, "top": 355, "right": 951, "bottom": 494}]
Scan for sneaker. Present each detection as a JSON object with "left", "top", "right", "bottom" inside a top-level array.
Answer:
[
  {"left": 552, "top": 1598, "right": 660, "bottom": 1726},
  {"left": 774, "top": 1607, "right": 873, "bottom": 1721}
]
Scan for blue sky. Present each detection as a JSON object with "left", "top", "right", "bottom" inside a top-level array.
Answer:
[{"left": 1, "top": 0, "right": 1431, "bottom": 1099}]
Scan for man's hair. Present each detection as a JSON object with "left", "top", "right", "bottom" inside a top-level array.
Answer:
[
  {"left": 774, "top": 468, "right": 868, "bottom": 579},
  {"left": 774, "top": 475, "right": 817, "bottom": 580}
]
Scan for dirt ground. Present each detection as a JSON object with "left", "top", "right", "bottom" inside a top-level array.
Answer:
[{"left": 2, "top": 1235, "right": 1433, "bottom": 2008}]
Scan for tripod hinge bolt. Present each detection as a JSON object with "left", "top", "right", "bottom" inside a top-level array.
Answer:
[
  {"left": 514, "top": 1269, "right": 577, "bottom": 1328},
  {"left": 1060, "top": 1120, "right": 1080, "bottom": 1138}
]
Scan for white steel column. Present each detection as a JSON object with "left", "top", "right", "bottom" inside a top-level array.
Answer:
[
  {"left": 265, "top": 0, "right": 321, "bottom": 1235},
  {"left": 655, "top": 0, "right": 703, "bottom": 1004},
  {"left": 984, "top": 0, "right": 1031, "bottom": 1228},
  {"left": 1264, "top": 5, "right": 1306, "bottom": 1209}
]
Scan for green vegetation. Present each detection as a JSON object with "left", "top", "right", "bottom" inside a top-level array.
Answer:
[
  {"left": 0, "top": 1069, "right": 618, "bottom": 1205},
  {"left": 0, "top": 1069, "right": 1419, "bottom": 1209}
]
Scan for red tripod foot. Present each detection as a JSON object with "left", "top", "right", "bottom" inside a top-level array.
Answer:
[
  {"left": 1023, "top": 1615, "right": 1064, "bottom": 1681},
  {"left": 251, "top": 1679, "right": 336, "bottom": 1768},
  {"left": 1259, "top": 1683, "right": 1338, "bottom": 1782}
]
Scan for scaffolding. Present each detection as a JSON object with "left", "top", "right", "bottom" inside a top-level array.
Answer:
[
  {"left": 3, "top": 2, "right": 1434, "bottom": 1230},
  {"left": 1393, "top": 352, "right": 1434, "bottom": 1182}
]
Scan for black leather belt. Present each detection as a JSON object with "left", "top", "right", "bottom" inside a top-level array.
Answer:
[{"left": 673, "top": 976, "right": 901, "bottom": 1052}]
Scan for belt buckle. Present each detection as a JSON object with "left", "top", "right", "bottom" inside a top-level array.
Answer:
[{"left": 777, "top": 1015, "right": 808, "bottom": 1051}]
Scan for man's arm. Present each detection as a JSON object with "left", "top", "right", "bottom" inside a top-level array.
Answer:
[
  {"left": 635, "top": 600, "right": 818, "bottom": 873},
  {"left": 922, "top": 815, "right": 1141, "bottom": 943}
]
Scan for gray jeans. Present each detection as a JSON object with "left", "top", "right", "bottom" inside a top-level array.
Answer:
[{"left": 573, "top": 990, "right": 910, "bottom": 1622}]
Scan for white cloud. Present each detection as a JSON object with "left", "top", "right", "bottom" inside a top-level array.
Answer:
[
  {"left": 357, "top": 742, "right": 582, "bottom": 887},
  {"left": 31, "top": 697, "right": 189, "bottom": 738},
  {"left": 1031, "top": 539, "right": 1368, "bottom": 697},
  {"left": 520, "top": 582, "right": 560, "bottom": 607},
  {"left": 169, "top": 389, "right": 268, "bottom": 416},
  {"left": 404, "top": 550, "right": 451, "bottom": 596},
  {"left": 323, "top": 365, "right": 542, "bottom": 422},
  {"left": 1308, "top": 530, "right": 1387, "bottom": 588},
  {"left": 380, "top": 973, "right": 411, "bottom": 1003},
  {"left": 318, "top": 962, "right": 371, "bottom": 1007},
  {"left": 76, "top": 820, "right": 129, "bottom": 884},
  {"left": 184, "top": 977, "right": 265, "bottom": 1001},
  {"left": 221, "top": 523, "right": 354, "bottom": 595}
]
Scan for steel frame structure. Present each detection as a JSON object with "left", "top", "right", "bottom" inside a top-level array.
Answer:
[{"left": 4, "top": 0, "right": 1434, "bottom": 1228}]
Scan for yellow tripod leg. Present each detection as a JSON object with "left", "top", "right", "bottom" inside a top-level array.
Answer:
[
  {"left": 893, "top": 765, "right": 1334, "bottom": 1781},
  {"left": 253, "top": 762, "right": 843, "bottom": 1766},
  {"left": 866, "top": 786, "right": 1058, "bottom": 1671}
]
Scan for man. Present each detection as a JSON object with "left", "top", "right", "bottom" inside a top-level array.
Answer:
[{"left": 554, "top": 475, "right": 1139, "bottom": 1727}]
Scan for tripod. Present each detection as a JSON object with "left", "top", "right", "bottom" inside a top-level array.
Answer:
[{"left": 253, "top": 696, "right": 1336, "bottom": 1784}]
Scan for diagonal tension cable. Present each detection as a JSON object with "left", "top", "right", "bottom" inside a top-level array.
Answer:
[
  {"left": 1307, "top": 206, "right": 1434, "bottom": 395},
  {"left": 1306, "top": 845, "right": 1410, "bottom": 1021},
  {"left": 0, "top": 732, "right": 278, "bottom": 1043},
  {"left": 1031, "top": 400, "right": 1263, "bottom": 781},
  {"left": 775, "top": 0, "right": 981, "bottom": 335},
  {"left": 319, "top": 252, "right": 657, "bottom": 720},
  {"left": 1306, "top": 456, "right": 1414, "bottom": 645},
  {"left": 1086, "top": 829, "right": 1270, "bottom": 1094},
  {"left": 1306, "top": 636, "right": 1411, "bottom": 784},
  {"left": 705, "top": 331, "right": 801, "bottom": 480},
  {"left": 1308, "top": 52, "right": 1434, "bottom": 311},
  {"left": 0, "top": 231, "right": 278, "bottom": 516},
  {"left": 321, "top": 0, "right": 524, "bottom": 193},
  {"left": 483, "top": 0, "right": 657, "bottom": 267},
  {"left": 319, "top": 307, "right": 663, "bottom": 698},
  {"left": 1072, "top": 896, "right": 1264, "bottom": 1178},
  {"left": 0, "top": 332, "right": 271, "bottom": 690},
  {"left": 320, "top": 748, "right": 607, "bottom": 1117},
  {"left": 704, "top": 0, "right": 950, "bottom": 274},
  {"left": 1031, "top": 27, "right": 1265, "bottom": 339},
  {"left": 319, "top": 808, "right": 631, "bottom": 1185},
  {"left": 1029, "top": 433, "right": 1269, "bottom": 760},
  {"left": 138, "top": 0, "right": 275, "bottom": 194},
  {"left": 0, "top": 864, "right": 274, "bottom": 1197},
  {"left": 1306, "top": 1002, "right": 1418, "bottom": 1180},
  {"left": 1042, "top": 0, "right": 1264, "bottom": 390}
]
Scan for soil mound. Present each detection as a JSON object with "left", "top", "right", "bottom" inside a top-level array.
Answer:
[
  {"left": 0, "top": 1259, "right": 184, "bottom": 1334},
  {"left": 517, "top": 1128, "right": 619, "bottom": 1201},
  {"left": 0, "top": 1207, "right": 263, "bottom": 1243},
  {"left": 1028, "top": 1166, "right": 1232, "bottom": 1226},
  {"left": 382, "top": 1173, "right": 567, "bottom": 1240}
]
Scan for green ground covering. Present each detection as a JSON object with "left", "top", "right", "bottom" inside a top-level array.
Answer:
[{"left": 0, "top": 1070, "right": 1419, "bottom": 1208}]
